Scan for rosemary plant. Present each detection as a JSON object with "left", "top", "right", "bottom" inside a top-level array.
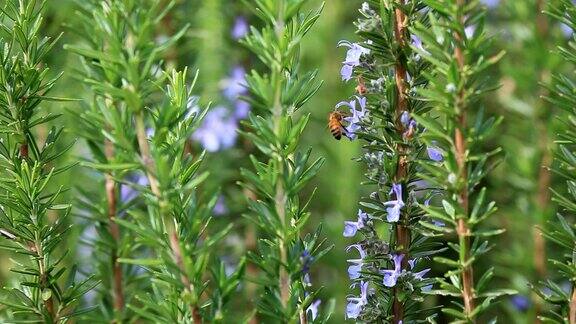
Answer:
[
  {"left": 67, "top": 0, "right": 242, "bottom": 322},
  {"left": 0, "top": 0, "right": 95, "bottom": 322},
  {"left": 240, "top": 0, "right": 331, "bottom": 322},
  {"left": 411, "top": 0, "right": 512, "bottom": 321},
  {"left": 337, "top": 1, "right": 439, "bottom": 322},
  {"left": 537, "top": 1, "right": 576, "bottom": 322}
]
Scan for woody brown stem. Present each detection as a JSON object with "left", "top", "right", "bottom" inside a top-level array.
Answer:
[
  {"left": 21, "top": 139, "right": 58, "bottom": 321},
  {"left": 534, "top": 3, "right": 551, "bottom": 321},
  {"left": 135, "top": 112, "right": 201, "bottom": 322},
  {"left": 20, "top": 142, "right": 28, "bottom": 158},
  {"left": 104, "top": 135, "right": 125, "bottom": 315},
  {"left": 570, "top": 284, "right": 576, "bottom": 324},
  {"left": 454, "top": 1, "right": 475, "bottom": 320},
  {"left": 392, "top": 1, "right": 410, "bottom": 323}
]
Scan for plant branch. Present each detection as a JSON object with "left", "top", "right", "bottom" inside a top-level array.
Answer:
[
  {"left": 104, "top": 132, "right": 125, "bottom": 314},
  {"left": 454, "top": 0, "right": 475, "bottom": 320},
  {"left": 134, "top": 111, "right": 201, "bottom": 322},
  {"left": 392, "top": 1, "right": 410, "bottom": 322},
  {"left": 271, "top": 2, "right": 291, "bottom": 311}
]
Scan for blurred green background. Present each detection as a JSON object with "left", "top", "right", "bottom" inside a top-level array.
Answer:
[{"left": 0, "top": 0, "right": 573, "bottom": 322}]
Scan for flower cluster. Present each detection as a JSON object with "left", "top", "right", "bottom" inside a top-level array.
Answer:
[
  {"left": 193, "top": 65, "right": 249, "bottom": 152},
  {"left": 335, "top": 96, "right": 367, "bottom": 140},
  {"left": 338, "top": 1, "right": 437, "bottom": 322},
  {"left": 192, "top": 17, "right": 251, "bottom": 152}
]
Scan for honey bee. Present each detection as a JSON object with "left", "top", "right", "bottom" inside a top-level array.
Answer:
[{"left": 328, "top": 111, "right": 346, "bottom": 140}]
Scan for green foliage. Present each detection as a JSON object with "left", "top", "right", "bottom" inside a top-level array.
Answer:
[
  {"left": 0, "top": 0, "right": 95, "bottom": 322},
  {"left": 337, "top": 1, "right": 443, "bottom": 322},
  {"left": 240, "top": 0, "right": 332, "bottom": 322},
  {"left": 537, "top": 1, "right": 576, "bottom": 322},
  {"left": 67, "top": 0, "right": 241, "bottom": 322},
  {"left": 412, "top": 0, "right": 513, "bottom": 321}
]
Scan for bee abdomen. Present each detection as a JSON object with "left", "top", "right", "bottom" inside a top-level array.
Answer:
[{"left": 330, "top": 126, "right": 342, "bottom": 140}]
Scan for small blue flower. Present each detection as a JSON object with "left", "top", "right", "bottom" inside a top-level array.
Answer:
[
  {"left": 346, "top": 244, "right": 367, "bottom": 280},
  {"left": 222, "top": 66, "right": 248, "bottom": 101},
  {"left": 562, "top": 23, "right": 573, "bottom": 38},
  {"left": 422, "top": 285, "right": 433, "bottom": 292},
  {"left": 343, "top": 209, "right": 368, "bottom": 237},
  {"left": 510, "top": 295, "right": 530, "bottom": 312},
  {"left": 400, "top": 111, "right": 410, "bottom": 127},
  {"left": 481, "top": 0, "right": 499, "bottom": 8},
  {"left": 383, "top": 183, "right": 405, "bottom": 223},
  {"left": 465, "top": 25, "right": 476, "bottom": 39},
  {"left": 433, "top": 220, "right": 446, "bottom": 227},
  {"left": 427, "top": 143, "right": 444, "bottom": 162},
  {"left": 306, "top": 299, "right": 321, "bottom": 320},
  {"left": 231, "top": 16, "right": 249, "bottom": 40},
  {"left": 337, "top": 96, "right": 367, "bottom": 140},
  {"left": 340, "top": 64, "right": 354, "bottom": 82},
  {"left": 234, "top": 100, "right": 250, "bottom": 119},
  {"left": 338, "top": 41, "right": 370, "bottom": 81},
  {"left": 301, "top": 249, "right": 314, "bottom": 275},
  {"left": 121, "top": 173, "right": 149, "bottom": 202},
  {"left": 407, "top": 258, "right": 430, "bottom": 280},
  {"left": 192, "top": 106, "right": 238, "bottom": 152},
  {"left": 213, "top": 195, "right": 228, "bottom": 216},
  {"left": 381, "top": 254, "right": 403, "bottom": 287},
  {"left": 414, "top": 268, "right": 431, "bottom": 280},
  {"left": 303, "top": 273, "right": 311, "bottom": 286},
  {"left": 346, "top": 281, "right": 369, "bottom": 319}
]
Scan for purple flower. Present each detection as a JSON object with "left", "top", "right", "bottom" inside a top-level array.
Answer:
[
  {"left": 234, "top": 100, "right": 250, "bottom": 119},
  {"left": 121, "top": 173, "right": 149, "bottom": 202},
  {"left": 414, "top": 268, "right": 431, "bottom": 280},
  {"left": 562, "top": 23, "right": 573, "bottom": 38},
  {"left": 222, "top": 66, "right": 248, "bottom": 101},
  {"left": 340, "top": 64, "right": 354, "bottom": 82},
  {"left": 433, "top": 220, "right": 446, "bottom": 227},
  {"left": 481, "top": 0, "right": 499, "bottom": 8},
  {"left": 346, "top": 244, "right": 367, "bottom": 280},
  {"left": 411, "top": 35, "right": 429, "bottom": 55},
  {"left": 301, "top": 249, "right": 314, "bottom": 275},
  {"left": 383, "top": 183, "right": 404, "bottom": 223},
  {"left": 192, "top": 106, "right": 238, "bottom": 152},
  {"left": 346, "top": 281, "right": 369, "bottom": 319},
  {"left": 400, "top": 111, "right": 410, "bottom": 127},
  {"left": 338, "top": 41, "right": 370, "bottom": 81},
  {"left": 381, "top": 254, "right": 403, "bottom": 287},
  {"left": 336, "top": 96, "right": 367, "bottom": 140},
  {"left": 427, "top": 145, "right": 444, "bottom": 162},
  {"left": 306, "top": 300, "right": 321, "bottom": 320},
  {"left": 510, "top": 295, "right": 530, "bottom": 312},
  {"left": 231, "top": 16, "right": 249, "bottom": 40},
  {"left": 213, "top": 195, "right": 228, "bottom": 216},
  {"left": 400, "top": 112, "right": 417, "bottom": 139},
  {"left": 465, "top": 25, "right": 476, "bottom": 39},
  {"left": 344, "top": 209, "right": 368, "bottom": 237}
]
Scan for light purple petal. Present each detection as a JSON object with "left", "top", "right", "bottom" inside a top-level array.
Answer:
[
  {"left": 307, "top": 300, "right": 321, "bottom": 320},
  {"left": 231, "top": 16, "right": 249, "bottom": 40},
  {"left": 341, "top": 64, "right": 354, "bottom": 82},
  {"left": 414, "top": 268, "right": 430, "bottom": 280},
  {"left": 343, "top": 221, "right": 360, "bottom": 237},
  {"left": 348, "top": 263, "right": 362, "bottom": 279},
  {"left": 427, "top": 146, "right": 444, "bottom": 161},
  {"left": 382, "top": 270, "right": 398, "bottom": 287},
  {"left": 386, "top": 204, "right": 401, "bottom": 222}
]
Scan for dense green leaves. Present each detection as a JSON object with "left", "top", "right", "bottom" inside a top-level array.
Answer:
[
  {"left": 240, "top": 0, "right": 330, "bottom": 322},
  {"left": 0, "top": 1, "right": 92, "bottom": 322}
]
